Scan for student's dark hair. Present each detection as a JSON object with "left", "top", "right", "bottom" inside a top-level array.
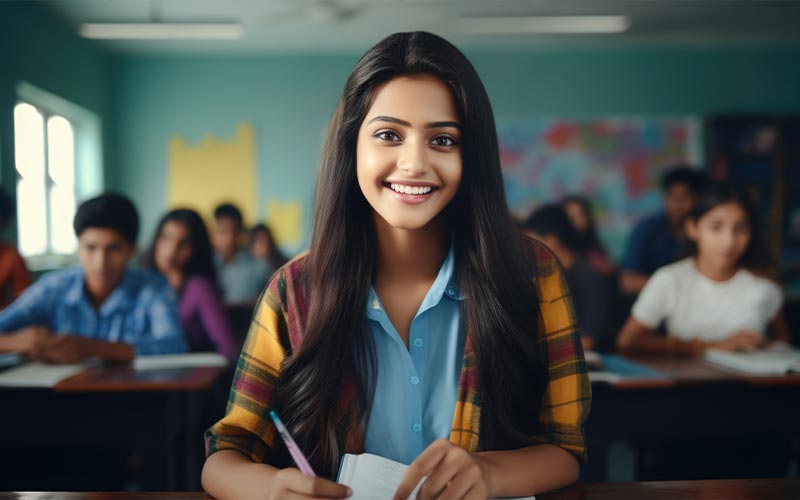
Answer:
[
  {"left": 249, "top": 223, "right": 288, "bottom": 270},
  {"left": 0, "top": 188, "right": 15, "bottom": 228},
  {"left": 213, "top": 203, "right": 243, "bottom": 227},
  {"left": 561, "top": 195, "right": 608, "bottom": 255},
  {"left": 523, "top": 204, "right": 581, "bottom": 253},
  {"left": 73, "top": 192, "right": 139, "bottom": 244},
  {"left": 271, "top": 31, "right": 548, "bottom": 478},
  {"left": 682, "top": 182, "right": 774, "bottom": 276},
  {"left": 661, "top": 165, "right": 707, "bottom": 194},
  {"left": 143, "top": 208, "right": 220, "bottom": 291}
]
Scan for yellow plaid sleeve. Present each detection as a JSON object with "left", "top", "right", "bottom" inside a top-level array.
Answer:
[
  {"left": 204, "top": 276, "right": 289, "bottom": 463},
  {"left": 530, "top": 244, "right": 591, "bottom": 463}
]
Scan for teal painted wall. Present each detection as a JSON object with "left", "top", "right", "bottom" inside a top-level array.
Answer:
[
  {"left": 108, "top": 55, "right": 355, "bottom": 253},
  {"left": 109, "top": 46, "right": 800, "bottom": 253},
  {"left": 0, "top": 2, "right": 110, "bottom": 241}
]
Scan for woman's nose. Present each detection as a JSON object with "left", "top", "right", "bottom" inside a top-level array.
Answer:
[{"left": 396, "top": 141, "right": 428, "bottom": 175}]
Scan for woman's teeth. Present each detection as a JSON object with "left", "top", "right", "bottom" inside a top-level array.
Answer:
[{"left": 389, "top": 183, "right": 433, "bottom": 195}]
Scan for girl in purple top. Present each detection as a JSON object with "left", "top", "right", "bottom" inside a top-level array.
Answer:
[{"left": 145, "top": 209, "right": 241, "bottom": 362}]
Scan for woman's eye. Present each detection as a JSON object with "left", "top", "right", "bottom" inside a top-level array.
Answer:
[
  {"left": 375, "top": 130, "right": 401, "bottom": 142},
  {"left": 430, "top": 135, "right": 458, "bottom": 147}
]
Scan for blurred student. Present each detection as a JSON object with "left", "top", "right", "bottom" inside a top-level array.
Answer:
[
  {"left": 524, "top": 204, "right": 620, "bottom": 352},
  {"left": 619, "top": 166, "right": 706, "bottom": 295},
  {"left": 617, "top": 182, "right": 789, "bottom": 355},
  {"left": 0, "top": 193, "right": 187, "bottom": 363},
  {"left": 212, "top": 203, "right": 270, "bottom": 304},
  {"left": 145, "top": 209, "right": 240, "bottom": 362},
  {"left": 0, "top": 188, "right": 30, "bottom": 309},
  {"left": 562, "top": 195, "right": 615, "bottom": 276},
  {"left": 249, "top": 223, "right": 288, "bottom": 276}
]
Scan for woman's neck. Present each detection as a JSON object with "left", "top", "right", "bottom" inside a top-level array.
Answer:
[
  {"left": 693, "top": 255, "right": 738, "bottom": 282},
  {"left": 374, "top": 214, "right": 448, "bottom": 285},
  {"left": 164, "top": 269, "right": 186, "bottom": 292}
]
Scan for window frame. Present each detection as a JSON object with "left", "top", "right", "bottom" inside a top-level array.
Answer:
[{"left": 14, "top": 82, "right": 104, "bottom": 271}]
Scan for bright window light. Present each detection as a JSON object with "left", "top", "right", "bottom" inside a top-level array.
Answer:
[
  {"left": 48, "top": 116, "right": 77, "bottom": 254},
  {"left": 14, "top": 104, "right": 78, "bottom": 257},
  {"left": 14, "top": 103, "right": 47, "bottom": 257}
]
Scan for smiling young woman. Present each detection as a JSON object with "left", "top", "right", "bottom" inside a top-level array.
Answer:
[{"left": 202, "top": 31, "right": 589, "bottom": 500}]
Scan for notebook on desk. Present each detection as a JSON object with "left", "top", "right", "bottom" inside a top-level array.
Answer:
[
  {"left": 337, "top": 452, "right": 535, "bottom": 500},
  {"left": 705, "top": 343, "right": 800, "bottom": 375}
]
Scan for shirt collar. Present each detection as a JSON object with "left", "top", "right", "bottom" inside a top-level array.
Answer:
[
  {"left": 367, "top": 244, "right": 463, "bottom": 320},
  {"left": 64, "top": 268, "right": 135, "bottom": 314}
]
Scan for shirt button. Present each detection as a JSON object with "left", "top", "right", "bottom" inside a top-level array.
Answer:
[
  {"left": 410, "top": 376, "right": 420, "bottom": 385},
  {"left": 446, "top": 288, "right": 455, "bottom": 297},
  {"left": 412, "top": 422, "right": 422, "bottom": 433},
  {"left": 413, "top": 338, "right": 423, "bottom": 348}
]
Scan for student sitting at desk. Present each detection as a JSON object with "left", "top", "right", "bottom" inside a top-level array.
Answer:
[
  {"left": 524, "top": 203, "right": 621, "bottom": 353},
  {"left": 0, "top": 193, "right": 187, "bottom": 363},
  {"left": 212, "top": 203, "right": 271, "bottom": 305},
  {"left": 617, "top": 182, "right": 789, "bottom": 354},
  {"left": 144, "top": 208, "right": 240, "bottom": 362},
  {"left": 0, "top": 188, "right": 30, "bottom": 310},
  {"left": 618, "top": 166, "right": 706, "bottom": 296},
  {"left": 202, "top": 32, "right": 589, "bottom": 500}
]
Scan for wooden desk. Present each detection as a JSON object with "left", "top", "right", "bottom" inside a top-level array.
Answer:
[
  {"left": 1, "top": 479, "right": 799, "bottom": 499},
  {"left": 0, "top": 364, "right": 227, "bottom": 491},
  {"left": 587, "top": 355, "right": 800, "bottom": 481}
]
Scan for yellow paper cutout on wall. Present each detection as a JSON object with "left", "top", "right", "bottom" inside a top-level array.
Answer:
[
  {"left": 167, "top": 123, "right": 257, "bottom": 226},
  {"left": 265, "top": 199, "right": 302, "bottom": 248}
]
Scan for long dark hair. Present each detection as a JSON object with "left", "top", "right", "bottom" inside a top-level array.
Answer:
[
  {"left": 562, "top": 195, "right": 607, "bottom": 256},
  {"left": 682, "top": 182, "right": 775, "bottom": 277},
  {"left": 272, "top": 31, "right": 548, "bottom": 478},
  {"left": 144, "top": 208, "right": 220, "bottom": 291}
]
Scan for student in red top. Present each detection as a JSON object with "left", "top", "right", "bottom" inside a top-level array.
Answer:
[{"left": 0, "top": 189, "right": 30, "bottom": 310}]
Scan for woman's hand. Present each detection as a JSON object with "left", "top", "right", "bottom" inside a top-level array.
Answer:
[
  {"left": 394, "top": 439, "right": 495, "bottom": 500},
  {"left": 266, "top": 468, "right": 352, "bottom": 500},
  {"left": 710, "top": 331, "right": 765, "bottom": 352}
]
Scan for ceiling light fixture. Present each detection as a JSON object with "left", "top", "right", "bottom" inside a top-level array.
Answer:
[
  {"left": 79, "top": 23, "right": 243, "bottom": 40},
  {"left": 457, "top": 16, "right": 630, "bottom": 35}
]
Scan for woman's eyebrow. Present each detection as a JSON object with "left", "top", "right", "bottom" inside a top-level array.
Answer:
[
  {"left": 427, "top": 121, "right": 461, "bottom": 130},
  {"left": 367, "top": 115, "right": 461, "bottom": 130}
]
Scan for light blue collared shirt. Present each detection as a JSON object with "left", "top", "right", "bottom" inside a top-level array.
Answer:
[
  {"left": 0, "top": 266, "right": 188, "bottom": 356},
  {"left": 364, "top": 248, "right": 466, "bottom": 465}
]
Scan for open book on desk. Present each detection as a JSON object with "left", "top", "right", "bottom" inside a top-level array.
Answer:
[
  {"left": 337, "top": 453, "right": 535, "bottom": 500},
  {"left": 705, "top": 342, "right": 800, "bottom": 375}
]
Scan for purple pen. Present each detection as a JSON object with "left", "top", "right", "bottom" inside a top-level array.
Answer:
[{"left": 269, "top": 410, "right": 317, "bottom": 477}]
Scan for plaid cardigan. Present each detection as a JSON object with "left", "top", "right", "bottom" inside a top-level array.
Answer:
[{"left": 205, "top": 241, "right": 591, "bottom": 468}]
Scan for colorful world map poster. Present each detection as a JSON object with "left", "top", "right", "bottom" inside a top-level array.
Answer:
[{"left": 498, "top": 117, "right": 701, "bottom": 259}]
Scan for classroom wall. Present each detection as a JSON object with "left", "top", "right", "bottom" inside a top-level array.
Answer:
[
  {"left": 0, "top": 2, "right": 110, "bottom": 242},
  {"left": 4, "top": 3, "right": 800, "bottom": 254},
  {"left": 108, "top": 45, "right": 800, "bottom": 253}
]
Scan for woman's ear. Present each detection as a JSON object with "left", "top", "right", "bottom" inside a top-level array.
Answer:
[{"left": 685, "top": 217, "right": 698, "bottom": 242}]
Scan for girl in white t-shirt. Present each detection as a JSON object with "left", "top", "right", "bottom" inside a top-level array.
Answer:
[{"left": 617, "top": 182, "right": 789, "bottom": 354}]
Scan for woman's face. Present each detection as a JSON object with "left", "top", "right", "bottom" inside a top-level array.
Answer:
[
  {"left": 686, "top": 201, "right": 752, "bottom": 271},
  {"left": 356, "top": 74, "right": 462, "bottom": 231},
  {"left": 564, "top": 201, "right": 589, "bottom": 233},
  {"left": 155, "top": 220, "right": 194, "bottom": 274}
]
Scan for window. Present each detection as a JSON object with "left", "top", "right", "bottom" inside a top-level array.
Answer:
[
  {"left": 14, "top": 103, "right": 78, "bottom": 257},
  {"left": 13, "top": 82, "right": 103, "bottom": 267}
]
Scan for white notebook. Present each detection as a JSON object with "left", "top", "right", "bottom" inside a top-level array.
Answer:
[
  {"left": 337, "top": 453, "right": 535, "bottom": 500},
  {"left": 705, "top": 343, "right": 800, "bottom": 375},
  {"left": 0, "top": 362, "right": 89, "bottom": 388}
]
